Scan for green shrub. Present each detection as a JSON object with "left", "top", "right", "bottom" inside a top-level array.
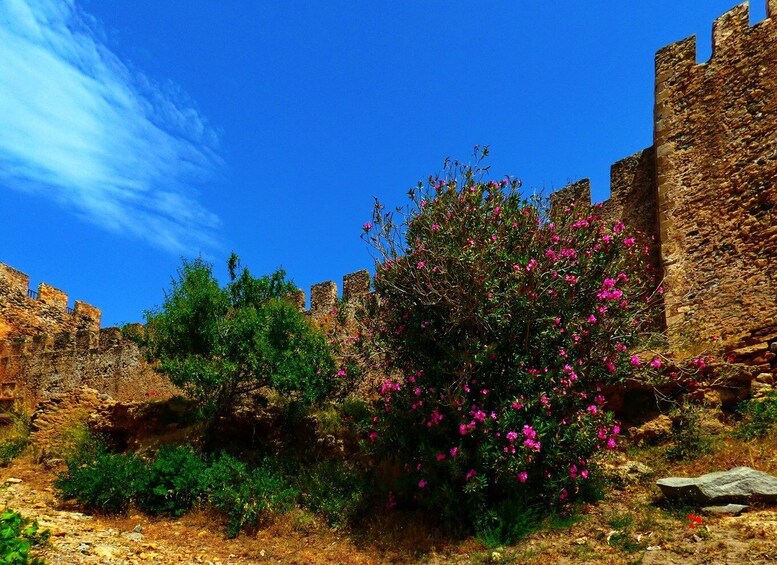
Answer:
[
  {"left": 54, "top": 446, "right": 143, "bottom": 513},
  {"left": 295, "top": 461, "right": 367, "bottom": 528},
  {"left": 735, "top": 391, "right": 777, "bottom": 440},
  {"left": 143, "top": 254, "right": 337, "bottom": 418},
  {"left": 135, "top": 446, "right": 209, "bottom": 517},
  {"left": 0, "top": 509, "right": 48, "bottom": 565},
  {"left": 206, "top": 453, "right": 299, "bottom": 537}
]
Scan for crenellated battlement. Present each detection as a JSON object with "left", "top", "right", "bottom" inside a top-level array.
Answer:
[
  {"left": 294, "top": 269, "right": 372, "bottom": 319},
  {"left": 655, "top": 2, "right": 776, "bottom": 81},
  {"left": 0, "top": 262, "right": 101, "bottom": 339},
  {"left": 555, "top": 1, "right": 777, "bottom": 349}
]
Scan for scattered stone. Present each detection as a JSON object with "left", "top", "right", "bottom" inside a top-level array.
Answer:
[
  {"left": 751, "top": 380, "right": 773, "bottom": 398},
  {"left": 93, "top": 544, "right": 118, "bottom": 559},
  {"left": 133, "top": 524, "right": 143, "bottom": 533},
  {"left": 702, "top": 503, "right": 749, "bottom": 515},
  {"left": 657, "top": 466, "right": 777, "bottom": 504},
  {"left": 629, "top": 415, "right": 673, "bottom": 444},
  {"left": 5, "top": 477, "right": 22, "bottom": 484},
  {"left": 123, "top": 532, "right": 144, "bottom": 542},
  {"left": 42, "top": 458, "right": 65, "bottom": 470},
  {"left": 755, "top": 373, "right": 774, "bottom": 385},
  {"left": 608, "top": 460, "right": 654, "bottom": 487}
]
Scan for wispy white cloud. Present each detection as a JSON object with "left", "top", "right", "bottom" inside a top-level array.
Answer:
[{"left": 0, "top": 0, "right": 222, "bottom": 252}]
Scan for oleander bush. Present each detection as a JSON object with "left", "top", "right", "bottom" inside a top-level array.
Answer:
[{"left": 361, "top": 151, "right": 661, "bottom": 535}]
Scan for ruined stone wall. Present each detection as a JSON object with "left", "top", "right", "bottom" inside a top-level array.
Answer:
[
  {"left": 0, "top": 327, "right": 178, "bottom": 407},
  {"left": 655, "top": 1, "right": 777, "bottom": 349},
  {"left": 552, "top": 2, "right": 777, "bottom": 354},
  {"left": 0, "top": 263, "right": 101, "bottom": 340},
  {"left": 294, "top": 269, "right": 372, "bottom": 321}
]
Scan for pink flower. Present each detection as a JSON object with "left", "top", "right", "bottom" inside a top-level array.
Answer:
[
  {"left": 432, "top": 223, "right": 440, "bottom": 231},
  {"left": 587, "top": 314, "right": 597, "bottom": 324},
  {"left": 518, "top": 471, "right": 528, "bottom": 483},
  {"left": 418, "top": 480, "right": 427, "bottom": 488},
  {"left": 650, "top": 358, "right": 662, "bottom": 369},
  {"left": 465, "top": 469, "right": 477, "bottom": 481},
  {"left": 417, "top": 261, "right": 426, "bottom": 269},
  {"left": 630, "top": 355, "right": 641, "bottom": 366},
  {"left": 436, "top": 452, "right": 446, "bottom": 461},
  {"left": 337, "top": 369, "right": 346, "bottom": 377},
  {"left": 623, "top": 237, "right": 636, "bottom": 247},
  {"left": 386, "top": 491, "right": 397, "bottom": 510},
  {"left": 450, "top": 447, "right": 459, "bottom": 458},
  {"left": 606, "top": 437, "right": 617, "bottom": 449},
  {"left": 526, "top": 258, "right": 538, "bottom": 271},
  {"left": 506, "top": 431, "right": 519, "bottom": 442},
  {"left": 362, "top": 222, "right": 372, "bottom": 231}
]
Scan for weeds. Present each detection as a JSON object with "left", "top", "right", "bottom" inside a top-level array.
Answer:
[
  {"left": 605, "top": 511, "right": 648, "bottom": 554},
  {"left": 0, "top": 509, "right": 49, "bottom": 565},
  {"left": 666, "top": 406, "right": 714, "bottom": 461},
  {"left": 735, "top": 391, "right": 777, "bottom": 440},
  {"left": 294, "top": 460, "right": 368, "bottom": 528},
  {"left": 0, "top": 410, "right": 31, "bottom": 467}
]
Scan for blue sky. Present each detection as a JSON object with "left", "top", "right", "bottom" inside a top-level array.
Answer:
[{"left": 0, "top": 1, "right": 765, "bottom": 326}]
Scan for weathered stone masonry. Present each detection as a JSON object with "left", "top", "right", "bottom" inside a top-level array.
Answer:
[
  {"left": 553, "top": 1, "right": 777, "bottom": 355},
  {"left": 0, "top": 263, "right": 101, "bottom": 340},
  {"left": 0, "top": 265, "right": 176, "bottom": 406},
  {"left": 1, "top": 3, "right": 776, "bottom": 406}
]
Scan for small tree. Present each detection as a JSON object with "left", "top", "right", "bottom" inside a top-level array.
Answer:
[
  {"left": 144, "top": 255, "right": 335, "bottom": 416},
  {"left": 362, "top": 150, "right": 661, "bottom": 535}
]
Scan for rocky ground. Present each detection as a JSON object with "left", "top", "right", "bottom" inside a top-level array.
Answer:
[{"left": 3, "top": 448, "right": 777, "bottom": 564}]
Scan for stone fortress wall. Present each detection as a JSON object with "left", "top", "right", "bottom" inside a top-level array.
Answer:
[
  {"left": 0, "top": 265, "right": 176, "bottom": 406},
  {"left": 552, "top": 1, "right": 777, "bottom": 354},
  {"left": 0, "top": 2, "right": 776, "bottom": 405}
]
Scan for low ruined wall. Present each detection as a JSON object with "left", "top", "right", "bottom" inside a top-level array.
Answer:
[{"left": 0, "top": 327, "right": 178, "bottom": 407}]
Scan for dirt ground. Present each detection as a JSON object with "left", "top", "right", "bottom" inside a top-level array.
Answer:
[{"left": 3, "top": 437, "right": 777, "bottom": 564}]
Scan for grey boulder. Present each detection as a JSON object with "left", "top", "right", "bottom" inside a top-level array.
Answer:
[{"left": 656, "top": 466, "right": 777, "bottom": 504}]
